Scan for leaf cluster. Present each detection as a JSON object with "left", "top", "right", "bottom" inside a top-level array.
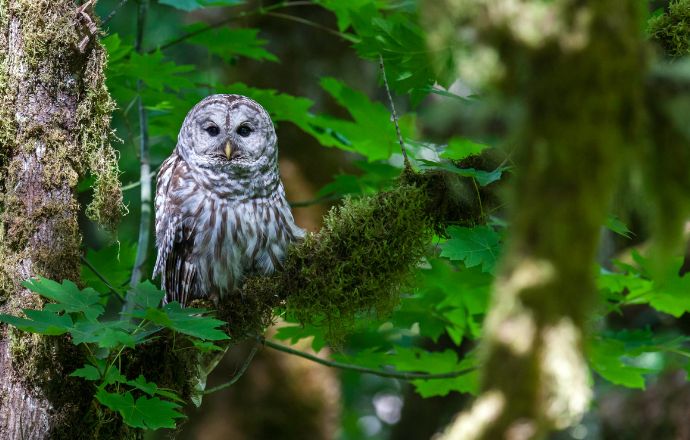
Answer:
[{"left": 0, "top": 279, "right": 228, "bottom": 430}]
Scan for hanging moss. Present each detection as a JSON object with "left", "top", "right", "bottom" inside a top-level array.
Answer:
[{"left": 648, "top": 0, "right": 690, "bottom": 58}]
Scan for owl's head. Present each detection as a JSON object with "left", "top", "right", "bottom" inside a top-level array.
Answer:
[{"left": 177, "top": 94, "right": 277, "bottom": 171}]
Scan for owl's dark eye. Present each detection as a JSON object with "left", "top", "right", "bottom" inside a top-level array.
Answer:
[
  {"left": 236, "top": 124, "right": 252, "bottom": 137},
  {"left": 205, "top": 125, "right": 220, "bottom": 137}
]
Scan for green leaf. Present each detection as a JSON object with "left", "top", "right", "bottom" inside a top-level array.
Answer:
[
  {"left": 23, "top": 278, "right": 104, "bottom": 321},
  {"left": 605, "top": 215, "right": 634, "bottom": 239},
  {"left": 81, "top": 243, "right": 136, "bottom": 297},
  {"left": 70, "top": 364, "right": 100, "bottom": 381},
  {"left": 312, "top": 77, "right": 416, "bottom": 160},
  {"left": 418, "top": 159, "right": 504, "bottom": 187},
  {"left": 127, "top": 375, "right": 158, "bottom": 396},
  {"left": 192, "top": 340, "right": 226, "bottom": 353},
  {"left": 125, "top": 282, "right": 165, "bottom": 311},
  {"left": 133, "top": 396, "right": 184, "bottom": 430},
  {"left": 440, "top": 138, "right": 489, "bottom": 160},
  {"left": 589, "top": 336, "right": 654, "bottom": 389},
  {"left": 69, "top": 319, "right": 137, "bottom": 347},
  {"left": 96, "top": 390, "right": 183, "bottom": 430},
  {"left": 340, "top": 5, "right": 454, "bottom": 103},
  {"left": 411, "top": 358, "right": 479, "bottom": 397},
  {"left": 159, "top": 0, "right": 243, "bottom": 11},
  {"left": 440, "top": 226, "right": 501, "bottom": 273},
  {"left": 135, "top": 302, "right": 229, "bottom": 341},
  {"left": 120, "top": 51, "right": 195, "bottom": 92},
  {"left": 0, "top": 310, "right": 73, "bottom": 335},
  {"left": 102, "top": 365, "right": 127, "bottom": 386},
  {"left": 318, "top": 161, "right": 400, "bottom": 197},
  {"left": 274, "top": 324, "right": 327, "bottom": 353},
  {"left": 186, "top": 25, "right": 277, "bottom": 62}
]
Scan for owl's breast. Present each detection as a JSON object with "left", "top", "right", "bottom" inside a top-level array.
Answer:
[{"left": 186, "top": 190, "right": 303, "bottom": 298}]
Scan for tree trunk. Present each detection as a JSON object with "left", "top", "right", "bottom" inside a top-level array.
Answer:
[
  {"left": 430, "top": 1, "right": 646, "bottom": 439},
  {"left": 0, "top": 1, "right": 121, "bottom": 438}
]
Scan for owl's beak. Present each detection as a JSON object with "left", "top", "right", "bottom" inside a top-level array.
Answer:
[{"left": 224, "top": 141, "right": 232, "bottom": 160}]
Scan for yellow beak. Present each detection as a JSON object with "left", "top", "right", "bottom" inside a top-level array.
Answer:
[{"left": 224, "top": 141, "right": 232, "bottom": 160}]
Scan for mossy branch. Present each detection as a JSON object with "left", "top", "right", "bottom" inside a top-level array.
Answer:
[
  {"left": 648, "top": 0, "right": 690, "bottom": 58},
  {"left": 214, "top": 165, "right": 494, "bottom": 344}
]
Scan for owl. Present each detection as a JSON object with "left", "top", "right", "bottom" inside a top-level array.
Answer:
[{"left": 153, "top": 94, "right": 304, "bottom": 306}]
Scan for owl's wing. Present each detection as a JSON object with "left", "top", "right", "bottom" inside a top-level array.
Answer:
[{"left": 153, "top": 154, "right": 199, "bottom": 306}]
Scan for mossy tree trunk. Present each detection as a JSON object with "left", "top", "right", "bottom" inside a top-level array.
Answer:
[
  {"left": 437, "top": 1, "right": 646, "bottom": 439},
  {"left": 0, "top": 1, "right": 121, "bottom": 438}
]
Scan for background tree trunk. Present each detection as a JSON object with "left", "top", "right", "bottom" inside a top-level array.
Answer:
[
  {"left": 0, "top": 1, "right": 121, "bottom": 438},
  {"left": 433, "top": 1, "right": 646, "bottom": 438}
]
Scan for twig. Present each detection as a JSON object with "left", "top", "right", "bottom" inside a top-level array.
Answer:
[
  {"left": 154, "top": 1, "right": 317, "bottom": 53},
  {"left": 261, "top": 338, "right": 476, "bottom": 380},
  {"left": 264, "top": 12, "right": 356, "bottom": 41},
  {"left": 121, "top": 163, "right": 162, "bottom": 192},
  {"left": 102, "top": 0, "right": 129, "bottom": 26},
  {"left": 204, "top": 344, "right": 260, "bottom": 394},
  {"left": 289, "top": 194, "right": 342, "bottom": 208},
  {"left": 129, "top": 0, "right": 151, "bottom": 288},
  {"left": 379, "top": 54, "right": 410, "bottom": 169},
  {"left": 80, "top": 255, "right": 124, "bottom": 301}
]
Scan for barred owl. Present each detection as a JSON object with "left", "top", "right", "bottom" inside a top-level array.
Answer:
[{"left": 153, "top": 95, "right": 304, "bottom": 306}]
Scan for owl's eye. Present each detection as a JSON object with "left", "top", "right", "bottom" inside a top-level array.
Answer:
[
  {"left": 236, "top": 124, "right": 253, "bottom": 137},
  {"left": 205, "top": 125, "right": 220, "bottom": 137}
]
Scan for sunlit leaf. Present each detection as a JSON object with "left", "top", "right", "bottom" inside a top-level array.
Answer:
[{"left": 440, "top": 226, "right": 501, "bottom": 273}]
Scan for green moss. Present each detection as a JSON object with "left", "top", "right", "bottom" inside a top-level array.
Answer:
[
  {"left": 78, "top": 46, "right": 123, "bottom": 231},
  {"left": 0, "top": 1, "right": 125, "bottom": 437},
  {"left": 648, "top": 0, "right": 690, "bottom": 58},
  {"left": 238, "top": 184, "right": 432, "bottom": 344}
]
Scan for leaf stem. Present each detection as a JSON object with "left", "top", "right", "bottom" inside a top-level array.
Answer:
[
  {"left": 154, "top": 1, "right": 318, "bottom": 53},
  {"left": 261, "top": 338, "right": 476, "bottom": 380},
  {"left": 204, "top": 343, "right": 259, "bottom": 394},
  {"left": 129, "top": 0, "right": 152, "bottom": 289},
  {"left": 289, "top": 193, "right": 342, "bottom": 208},
  {"left": 263, "top": 11, "right": 356, "bottom": 41},
  {"left": 80, "top": 255, "right": 123, "bottom": 300},
  {"left": 379, "top": 54, "right": 410, "bottom": 169}
]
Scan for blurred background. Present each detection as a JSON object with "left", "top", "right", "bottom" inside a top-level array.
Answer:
[{"left": 81, "top": 1, "right": 690, "bottom": 439}]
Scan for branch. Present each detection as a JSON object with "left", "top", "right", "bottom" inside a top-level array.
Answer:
[
  {"left": 264, "top": 12, "right": 355, "bottom": 41},
  {"left": 289, "top": 194, "right": 342, "bottom": 208},
  {"left": 121, "top": 162, "right": 161, "bottom": 192},
  {"left": 261, "top": 338, "right": 476, "bottom": 380},
  {"left": 154, "top": 1, "right": 317, "bottom": 53},
  {"left": 204, "top": 343, "right": 259, "bottom": 394},
  {"left": 129, "top": 0, "right": 151, "bottom": 289},
  {"left": 379, "top": 54, "right": 410, "bottom": 169},
  {"left": 101, "top": 0, "right": 129, "bottom": 26}
]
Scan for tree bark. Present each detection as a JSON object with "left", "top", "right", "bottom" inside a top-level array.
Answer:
[{"left": 0, "top": 1, "right": 122, "bottom": 438}]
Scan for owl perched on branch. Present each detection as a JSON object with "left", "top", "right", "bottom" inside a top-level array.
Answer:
[{"left": 153, "top": 95, "right": 304, "bottom": 306}]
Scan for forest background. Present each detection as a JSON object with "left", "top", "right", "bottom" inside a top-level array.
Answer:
[{"left": 1, "top": 0, "right": 690, "bottom": 439}]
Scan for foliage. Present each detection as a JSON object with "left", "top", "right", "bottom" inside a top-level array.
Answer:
[
  {"left": 0, "top": 278, "right": 228, "bottom": 429},
  {"left": 2, "top": 0, "right": 690, "bottom": 437}
]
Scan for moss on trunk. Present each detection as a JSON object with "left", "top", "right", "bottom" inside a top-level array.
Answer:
[{"left": 0, "top": 1, "right": 123, "bottom": 438}]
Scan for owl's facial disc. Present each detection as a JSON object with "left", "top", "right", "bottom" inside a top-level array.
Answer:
[{"left": 181, "top": 95, "right": 277, "bottom": 171}]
